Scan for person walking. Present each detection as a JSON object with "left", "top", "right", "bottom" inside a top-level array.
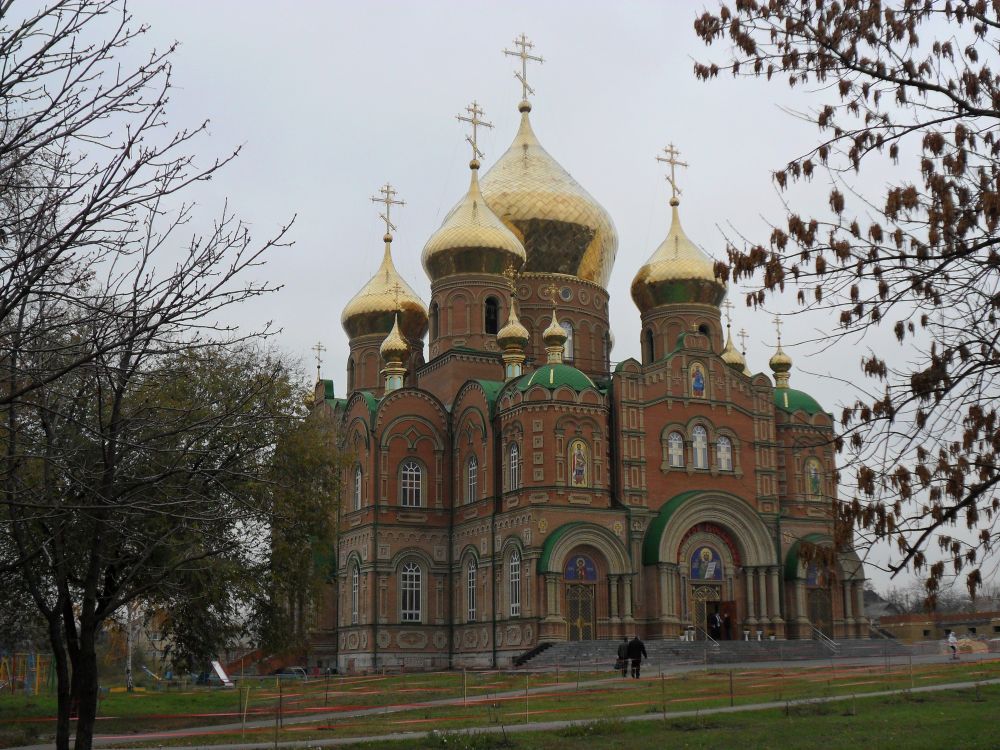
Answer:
[
  {"left": 626, "top": 635, "right": 647, "bottom": 679},
  {"left": 948, "top": 631, "right": 959, "bottom": 660},
  {"left": 616, "top": 637, "right": 628, "bottom": 678}
]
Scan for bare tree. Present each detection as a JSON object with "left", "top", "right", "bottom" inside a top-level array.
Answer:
[
  {"left": 0, "top": 2, "right": 312, "bottom": 749},
  {"left": 694, "top": 1, "right": 1000, "bottom": 602}
]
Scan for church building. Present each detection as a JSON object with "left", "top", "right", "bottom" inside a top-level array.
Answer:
[{"left": 311, "top": 37, "right": 866, "bottom": 672}]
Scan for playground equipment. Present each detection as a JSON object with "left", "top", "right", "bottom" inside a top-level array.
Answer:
[{"left": 0, "top": 652, "right": 54, "bottom": 694}]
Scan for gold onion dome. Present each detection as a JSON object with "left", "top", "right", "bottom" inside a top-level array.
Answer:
[
  {"left": 379, "top": 314, "right": 409, "bottom": 361},
  {"left": 497, "top": 301, "right": 530, "bottom": 349},
  {"left": 341, "top": 237, "right": 429, "bottom": 340},
  {"left": 542, "top": 307, "right": 568, "bottom": 347},
  {"left": 422, "top": 163, "right": 526, "bottom": 281},
  {"left": 631, "top": 198, "right": 727, "bottom": 312},
  {"left": 770, "top": 341, "right": 793, "bottom": 378},
  {"left": 721, "top": 328, "right": 746, "bottom": 371},
  {"left": 479, "top": 108, "right": 618, "bottom": 287}
]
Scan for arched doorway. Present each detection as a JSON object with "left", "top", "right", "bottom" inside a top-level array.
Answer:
[
  {"left": 807, "top": 565, "right": 833, "bottom": 634},
  {"left": 564, "top": 553, "right": 598, "bottom": 641}
]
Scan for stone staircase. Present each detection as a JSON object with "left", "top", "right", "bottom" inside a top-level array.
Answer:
[{"left": 518, "top": 637, "right": 910, "bottom": 670}]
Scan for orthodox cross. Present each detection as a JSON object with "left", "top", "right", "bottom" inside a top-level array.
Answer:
[
  {"left": 390, "top": 281, "right": 404, "bottom": 310},
  {"left": 311, "top": 341, "right": 326, "bottom": 380},
  {"left": 772, "top": 314, "right": 783, "bottom": 344},
  {"left": 371, "top": 183, "right": 405, "bottom": 236},
  {"left": 722, "top": 299, "right": 735, "bottom": 327},
  {"left": 502, "top": 262, "right": 519, "bottom": 289},
  {"left": 656, "top": 143, "right": 688, "bottom": 200},
  {"left": 543, "top": 282, "right": 559, "bottom": 303},
  {"left": 503, "top": 33, "right": 544, "bottom": 102},
  {"left": 456, "top": 100, "right": 493, "bottom": 162},
  {"left": 738, "top": 328, "right": 749, "bottom": 354}
]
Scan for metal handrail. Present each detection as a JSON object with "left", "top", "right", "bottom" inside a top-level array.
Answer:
[
  {"left": 812, "top": 626, "right": 839, "bottom": 653},
  {"left": 695, "top": 626, "right": 720, "bottom": 647}
]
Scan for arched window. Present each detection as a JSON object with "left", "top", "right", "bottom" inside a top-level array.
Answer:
[
  {"left": 466, "top": 455, "right": 478, "bottom": 504},
  {"left": 643, "top": 328, "right": 654, "bottom": 364},
  {"left": 400, "top": 562, "right": 421, "bottom": 622},
  {"left": 507, "top": 443, "right": 521, "bottom": 491},
  {"left": 509, "top": 549, "right": 521, "bottom": 617},
  {"left": 561, "top": 320, "right": 574, "bottom": 360},
  {"left": 400, "top": 460, "right": 423, "bottom": 507},
  {"left": 351, "top": 565, "right": 359, "bottom": 624},
  {"left": 429, "top": 301, "right": 439, "bottom": 339},
  {"left": 485, "top": 297, "right": 499, "bottom": 335},
  {"left": 692, "top": 425, "right": 709, "bottom": 469},
  {"left": 467, "top": 559, "right": 477, "bottom": 622},
  {"left": 717, "top": 436, "right": 733, "bottom": 471},
  {"left": 347, "top": 359, "right": 356, "bottom": 392},
  {"left": 667, "top": 432, "right": 684, "bottom": 468},
  {"left": 353, "top": 465, "right": 362, "bottom": 511}
]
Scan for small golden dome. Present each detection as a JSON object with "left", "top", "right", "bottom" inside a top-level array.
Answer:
[
  {"left": 497, "top": 301, "right": 529, "bottom": 350},
  {"left": 542, "top": 307, "right": 567, "bottom": 347},
  {"left": 721, "top": 328, "right": 746, "bottom": 371},
  {"left": 422, "top": 166, "right": 526, "bottom": 281},
  {"left": 769, "top": 342, "right": 792, "bottom": 374},
  {"left": 379, "top": 314, "right": 409, "bottom": 361},
  {"left": 480, "top": 110, "right": 618, "bottom": 288},
  {"left": 341, "top": 238, "right": 428, "bottom": 340},
  {"left": 630, "top": 198, "right": 727, "bottom": 313}
]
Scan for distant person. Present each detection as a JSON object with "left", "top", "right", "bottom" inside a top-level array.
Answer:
[
  {"left": 626, "top": 635, "right": 647, "bottom": 679},
  {"left": 710, "top": 612, "right": 722, "bottom": 640},
  {"left": 948, "top": 631, "right": 959, "bottom": 660},
  {"left": 616, "top": 637, "right": 628, "bottom": 678}
]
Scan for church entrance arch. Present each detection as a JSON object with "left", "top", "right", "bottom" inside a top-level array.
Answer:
[
  {"left": 683, "top": 539, "right": 731, "bottom": 639},
  {"left": 563, "top": 552, "right": 599, "bottom": 641}
]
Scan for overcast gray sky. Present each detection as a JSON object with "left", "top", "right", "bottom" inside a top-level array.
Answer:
[{"left": 128, "top": 0, "right": 930, "bottom": 589}]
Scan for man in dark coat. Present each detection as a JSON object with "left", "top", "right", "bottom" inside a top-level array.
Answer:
[
  {"left": 616, "top": 637, "right": 628, "bottom": 678},
  {"left": 626, "top": 635, "right": 647, "bottom": 679}
]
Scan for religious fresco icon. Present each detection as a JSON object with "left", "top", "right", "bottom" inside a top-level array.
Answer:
[
  {"left": 690, "top": 545, "right": 722, "bottom": 580},
  {"left": 568, "top": 439, "right": 589, "bottom": 487},
  {"left": 805, "top": 458, "right": 823, "bottom": 497},
  {"left": 691, "top": 363, "right": 706, "bottom": 398},
  {"left": 564, "top": 555, "right": 598, "bottom": 581}
]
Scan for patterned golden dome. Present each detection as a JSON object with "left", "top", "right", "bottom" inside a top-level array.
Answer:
[
  {"left": 479, "top": 109, "right": 618, "bottom": 287},
  {"left": 770, "top": 341, "right": 792, "bottom": 388},
  {"left": 497, "top": 300, "right": 530, "bottom": 350},
  {"left": 721, "top": 327, "right": 746, "bottom": 371},
  {"left": 630, "top": 198, "right": 727, "bottom": 313},
  {"left": 542, "top": 307, "right": 567, "bottom": 347},
  {"left": 379, "top": 313, "right": 409, "bottom": 361},
  {"left": 341, "top": 237, "right": 429, "bottom": 340},
  {"left": 422, "top": 164, "right": 526, "bottom": 281}
]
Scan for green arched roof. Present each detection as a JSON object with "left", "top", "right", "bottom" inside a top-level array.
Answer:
[
  {"left": 516, "top": 364, "right": 597, "bottom": 393},
  {"left": 641, "top": 491, "right": 702, "bottom": 566},
  {"left": 783, "top": 532, "right": 831, "bottom": 580},
  {"left": 773, "top": 387, "right": 826, "bottom": 416},
  {"left": 538, "top": 522, "right": 588, "bottom": 573}
]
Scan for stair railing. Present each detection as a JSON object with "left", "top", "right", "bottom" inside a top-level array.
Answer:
[
  {"left": 811, "top": 626, "right": 839, "bottom": 654},
  {"left": 695, "top": 626, "right": 720, "bottom": 648}
]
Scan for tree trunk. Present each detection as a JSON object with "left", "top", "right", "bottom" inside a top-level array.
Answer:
[
  {"left": 73, "top": 624, "right": 100, "bottom": 750},
  {"left": 46, "top": 618, "right": 72, "bottom": 750}
]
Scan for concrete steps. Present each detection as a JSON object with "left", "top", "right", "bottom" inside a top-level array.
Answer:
[{"left": 520, "top": 637, "right": 910, "bottom": 669}]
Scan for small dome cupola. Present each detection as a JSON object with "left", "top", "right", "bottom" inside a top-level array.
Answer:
[
  {"left": 542, "top": 305, "right": 568, "bottom": 364},
  {"left": 479, "top": 35, "right": 618, "bottom": 287},
  {"left": 341, "top": 184, "right": 428, "bottom": 341},
  {"left": 769, "top": 318, "right": 793, "bottom": 389},
  {"left": 380, "top": 313, "right": 409, "bottom": 392},
  {"left": 630, "top": 145, "right": 727, "bottom": 313},
  {"left": 422, "top": 101, "right": 526, "bottom": 282},
  {"left": 720, "top": 300, "right": 747, "bottom": 372},
  {"left": 497, "top": 300, "right": 530, "bottom": 379}
]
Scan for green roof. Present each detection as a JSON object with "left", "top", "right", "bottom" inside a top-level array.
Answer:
[
  {"left": 783, "top": 532, "right": 831, "bottom": 580},
  {"left": 641, "top": 491, "right": 701, "bottom": 565},
  {"left": 322, "top": 379, "right": 335, "bottom": 400},
  {"left": 538, "top": 522, "right": 587, "bottom": 573},
  {"left": 474, "top": 379, "right": 505, "bottom": 410},
  {"left": 773, "top": 387, "right": 826, "bottom": 415},
  {"left": 516, "top": 364, "right": 597, "bottom": 393}
]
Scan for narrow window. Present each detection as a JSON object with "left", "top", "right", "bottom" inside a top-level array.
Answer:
[
  {"left": 354, "top": 465, "right": 362, "bottom": 511},
  {"left": 351, "top": 565, "right": 359, "bottom": 624},
  {"left": 430, "top": 301, "right": 439, "bottom": 339},
  {"left": 466, "top": 455, "right": 478, "bottom": 504},
  {"left": 347, "top": 359, "right": 356, "bottom": 392},
  {"left": 400, "top": 562, "right": 421, "bottom": 622},
  {"left": 668, "top": 432, "right": 685, "bottom": 468},
  {"left": 643, "top": 328, "right": 654, "bottom": 364},
  {"left": 508, "top": 443, "right": 521, "bottom": 491},
  {"left": 400, "top": 460, "right": 422, "bottom": 507},
  {"left": 485, "top": 297, "right": 499, "bottom": 335},
  {"left": 717, "top": 436, "right": 733, "bottom": 471},
  {"left": 561, "top": 320, "right": 574, "bottom": 360},
  {"left": 692, "top": 426, "right": 708, "bottom": 469},
  {"left": 467, "top": 560, "right": 477, "bottom": 622},
  {"left": 509, "top": 549, "right": 521, "bottom": 617}
]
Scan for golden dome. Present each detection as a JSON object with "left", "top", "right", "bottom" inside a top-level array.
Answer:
[
  {"left": 497, "top": 300, "right": 530, "bottom": 350},
  {"left": 379, "top": 314, "right": 409, "bottom": 361},
  {"left": 479, "top": 110, "right": 618, "bottom": 287},
  {"left": 422, "top": 164, "right": 526, "bottom": 281},
  {"left": 630, "top": 198, "right": 727, "bottom": 313},
  {"left": 341, "top": 237, "right": 429, "bottom": 340},
  {"left": 542, "top": 307, "right": 567, "bottom": 347},
  {"left": 770, "top": 342, "right": 792, "bottom": 373},
  {"left": 721, "top": 327, "right": 746, "bottom": 371}
]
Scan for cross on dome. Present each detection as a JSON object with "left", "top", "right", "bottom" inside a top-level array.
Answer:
[
  {"left": 656, "top": 143, "right": 688, "bottom": 201},
  {"left": 738, "top": 328, "right": 749, "bottom": 353},
  {"left": 371, "top": 182, "right": 405, "bottom": 237},
  {"left": 456, "top": 100, "right": 493, "bottom": 164},
  {"left": 722, "top": 299, "right": 735, "bottom": 327},
  {"left": 503, "top": 33, "right": 544, "bottom": 106},
  {"left": 311, "top": 341, "right": 326, "bottom": 379},
  {"left": 773, "top": 314, "right": 783, "bottom": 344}
]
